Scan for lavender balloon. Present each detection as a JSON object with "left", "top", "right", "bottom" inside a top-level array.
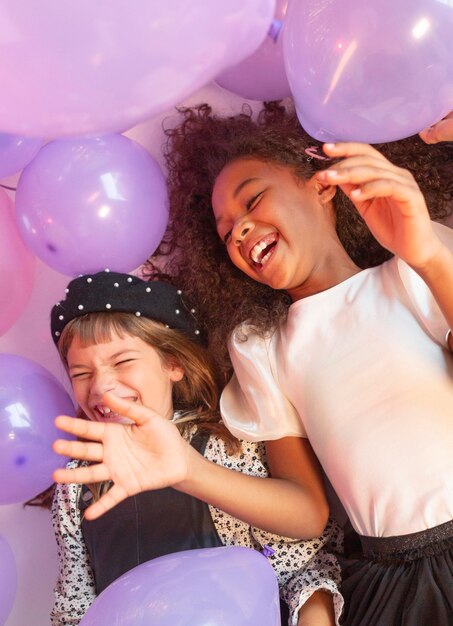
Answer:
[
  {"left": 0, "top": 0, "right": 275, "bottom": 137},
  {"left": 0, "top": 133, "right": 44, "bottom": 179},
  {"left": 80, "top": 546, "right": 280, "bottom": 626},
  {"left": 216, "top": 0, "right": 291, "bottom": 102},
  {"left": 284, "top": 0, "right": 453, "bottom": 142},
  {"left": 0, "top": 189, "right": 35, "bottom": 337},
  {"left": 0, "top": 535, "right": 16, "bottom": 624},
  {"left": 15, "top": 135, "right": 168, "bottom": 277},
  {"left": 0, "top": 354, "right": 75, "bottom": 504}
]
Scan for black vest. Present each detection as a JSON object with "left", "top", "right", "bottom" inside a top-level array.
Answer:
[{"left": 79, "top": 431, "right": 223, "bottom": 593}]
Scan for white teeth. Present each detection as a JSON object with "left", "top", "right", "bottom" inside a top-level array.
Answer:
[{"left": 250, "top": 240, "right": 268, "bottom": 263}]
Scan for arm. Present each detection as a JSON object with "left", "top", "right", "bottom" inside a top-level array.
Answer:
[
  {"left": 419, "top": 111, "right": 453, "bottom": 144},
  {"left": 317, "top": 142, "right": 453, "bottom": 350},
  {"left": 51, "top": 474, "right": 96, "bottom": 625},
  {"left": 53, "top": 393, "right": 328, "bottom": 539}
]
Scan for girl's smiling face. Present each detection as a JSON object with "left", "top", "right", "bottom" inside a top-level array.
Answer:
[
  {"left": 67, "top": 331, "right": 184, "bottom": 423},
  {"left": 212, "top": 158, "right": 344, "bottom": 301}
]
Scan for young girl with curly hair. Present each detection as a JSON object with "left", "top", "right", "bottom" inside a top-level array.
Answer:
[{"left": 143, "top": 102, "right": 453, "bottom": 625}]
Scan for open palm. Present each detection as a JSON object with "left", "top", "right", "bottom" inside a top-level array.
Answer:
[{"left": 53, "top": 392, "right": 191, "bottom": 519}]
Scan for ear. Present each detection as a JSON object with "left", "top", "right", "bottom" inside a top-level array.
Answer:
[
  {"left": 168, "top": 362, "right": 185, "bottom": 383},
  {"left": 313, "top": 176, "right": 337, "bottom": 204}
]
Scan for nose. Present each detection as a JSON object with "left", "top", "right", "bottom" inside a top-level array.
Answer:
[
  {"left": 90, "top": 370, "right": 115, "bottom": 399},
  {"left": 232, "top": 218, "right": 254, "bottom": 247}
]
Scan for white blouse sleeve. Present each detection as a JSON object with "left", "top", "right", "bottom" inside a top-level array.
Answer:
[
  {"left": 220, "top": 327, "right": 306, "bottom": 442},
  {"left": 396, "top": 221, "right": 453, "bottom": 348},
  {"left": 50, "top": 461, "right": 96, "bottom": 626}
]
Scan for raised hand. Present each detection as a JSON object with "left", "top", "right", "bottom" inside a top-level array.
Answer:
[
  {"left": 316, "top": 142, "right": 443, "bottom": 270},
  {"left": 419, "top": 112, "right": 453, "bottom": 144},
  {"left": 53, "top": 392, "right": 191, "bottom": 519}
]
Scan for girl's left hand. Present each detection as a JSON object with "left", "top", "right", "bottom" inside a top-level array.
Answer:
[
  {"left": 53, "top": 392, "right": 191, "bottom": 520},
  {"left": 316, "top": 142, "right": 443, "bottom": 270}
]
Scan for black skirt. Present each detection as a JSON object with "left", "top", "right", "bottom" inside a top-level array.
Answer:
[{"left": 340, "top": 519, "right": 453, "bottom": 626}]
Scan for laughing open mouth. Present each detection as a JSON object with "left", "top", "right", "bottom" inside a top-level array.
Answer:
[{"left": 249, "top": 233, "right": 279, "bottom": 267}]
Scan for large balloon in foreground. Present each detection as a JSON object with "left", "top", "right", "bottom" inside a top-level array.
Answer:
[
  {"left": 0, "top": 354, "right": 75, "bottom": 504},
  {"left": 15, "top": 135, "right": 168, "bottom": 276},
  {"left": 0, "top": 189, "right": 35, "bottom": 337},
  {"left": 284, "top": 0, "right": 453, "bottom": 142},
  {"left": 216, "top": 0, "right": 291, "bottom": 102},
  {"left": 0, "top": 0, "right": 275, "bottom": 137},
  {"left": 0, "top": 535, "right": 16, "bottom": 625},
  {"left": 80, "top": 546, "right": 280, "bottom": 626}
]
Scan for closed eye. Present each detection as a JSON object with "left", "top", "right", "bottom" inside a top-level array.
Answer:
[
  {"left": 115, "top": 359, "right": 135, "bottom": 367},
  {"left": 246, "top": 191, "right": 263, "bottom": 211},
  {"left": 71, "top": 371, "right": 90, "bottom": 380}
]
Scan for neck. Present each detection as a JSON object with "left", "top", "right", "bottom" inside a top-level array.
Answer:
[{"left": 288, "top": 253, "right": 362, "bottom": 302}]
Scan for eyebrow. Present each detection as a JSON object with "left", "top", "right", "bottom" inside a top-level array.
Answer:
[
  {"left": 215, "top": 177, "right": 260, "bottom": 225},
  {"left": 68, "top": 349, "right": 140, "bottom": 371}
]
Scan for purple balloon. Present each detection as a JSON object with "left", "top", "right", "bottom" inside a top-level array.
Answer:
[
  {"left": 0, "top": 353, "right": 75, "bottom": 505},
  {"left": 216, "top": 0, "right": 291, "bottom": 102},
  {"left": 0, "top": 0, "right": 275, "bottom": 138},
  {"left": 0, "top": 189, "right": 35, "bottom": 336},
  {"left": 284, "top": 0, "right": 453, "bottom": 143},
  {"left": 0, "top": 133, "right": 44, "bottom": 180},
  {"left": 15, "top": 135, "right": 168, "bottom": 276},
  {"left": 80, "top": 546, "right": 280, "bottom": 626},
  {"left": 0, "top": 535, "right": 16, "bottom": 624}
]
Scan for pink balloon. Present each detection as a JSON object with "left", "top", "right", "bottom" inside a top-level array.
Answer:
[
  {"left": 0, "top": 189, "right": 35, "bottom": 336},
  {"left": 15, "top": 135, "right": 168, "bottom": 277},
  {"left": 0, "top": 535, "right": 16, "bottom": 624},
  {"left": 216, "top": 0, "right": 290, "bottom": 101},
  {"left": 0, "top": 133, "right": 44, "bottom": 180},
  {"left": 284, "top": 0, "right": 453, "bottom": 142},
  {"left": 0, "top": 0, "right": 275, "bottom": 138}
]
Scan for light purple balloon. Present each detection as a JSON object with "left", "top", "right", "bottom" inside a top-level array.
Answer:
[
  {"left": 0, "top": 353, "right": 75, "bottom": 505},
  {"left": 15, "top": 135, "right": 168, "bottom": 277},
  {"left": 80, "top": 546, "right": 280, "bottom": 626},
  {"left": 284, "top": 0, "right": 453, "bottom": 143},
  {"left": 216, "top": 0, "right": 291, "bottom": 102},
  {"left": 0, "top": 0, "right": 275, "bottom": 138},
  {"left": 0, "top": 133, "right": 44, "bottom": 179},
  {"left": 0, "top": 534, "right": 16, "bottom": 625},
  {"left": 0, "top": 188, "right": 35, "bottom": 337}
]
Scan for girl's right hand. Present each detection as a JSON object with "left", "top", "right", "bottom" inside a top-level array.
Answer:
[
  {"left": 419, "top": 111, "right": 453, "bottom": 144},
  {"left": 53, "top": 392, "right": 191, "bottom": 520}
]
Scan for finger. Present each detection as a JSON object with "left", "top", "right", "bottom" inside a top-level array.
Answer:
[
  {"left": 318, "top": 164, "right": 413, "bottom": 188},
  {"left": 323, "top": 142, "right": 386, "bottom": 160},
  {"left": 418, "top": 114, "right": 453, "bottom": 144},
  {"left": 55, "top": 415, "right": 105, "bottom": 441},
  {"left": 83, "top": 484, "right": 130, "bottom": 520},
  {"left": 53, "top": 438, "right": 103, "bottom": 462},
  {"left": 53, "top": 462, "right": 111, "bottom": 485},
  {"left": 102, "top": 392, "right": 157, "bottom": 427},
  {"left": 348, "top": 178, "right": 423, "bottom": 205}
]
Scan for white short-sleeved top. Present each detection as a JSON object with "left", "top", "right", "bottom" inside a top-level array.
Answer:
[{"left": 221, "top": 222, "right": 453, "bottom": 538}]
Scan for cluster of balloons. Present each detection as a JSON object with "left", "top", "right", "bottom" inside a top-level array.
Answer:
[{"left": 80, "top": 546, "right": 281, "bottom": 626}]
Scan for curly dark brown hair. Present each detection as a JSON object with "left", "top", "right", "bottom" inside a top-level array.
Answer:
[{"left": 145, "top": 101, "right": 453, "bottom": 379}]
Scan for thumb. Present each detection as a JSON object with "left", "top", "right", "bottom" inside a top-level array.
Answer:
[{"left": 419, "top": 113, "right": 453, "bottom": 144}]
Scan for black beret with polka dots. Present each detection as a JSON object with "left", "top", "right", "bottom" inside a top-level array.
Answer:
[{"left": 50, "top": 270, "right": 204, "bottom": 346}]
